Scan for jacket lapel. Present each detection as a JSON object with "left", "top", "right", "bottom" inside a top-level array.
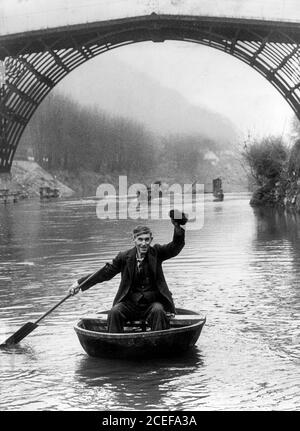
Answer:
[
  {"left": 148, "top": 247, "right": 157, "bottom": 276},
  {"left": 126, "top": 246, "right": 157, "bottom": 281},
  {"left": 126, "top": 247, "right": 136, "bottom": 282}
]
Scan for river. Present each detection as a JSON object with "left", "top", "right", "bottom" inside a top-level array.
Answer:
[{"left": 0, "top": 193, "right": 299, "bottom": 410}]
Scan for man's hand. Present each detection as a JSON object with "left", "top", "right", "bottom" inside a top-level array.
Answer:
[{"left": 69, "top": 281, "right": 80, "bottom": 296}]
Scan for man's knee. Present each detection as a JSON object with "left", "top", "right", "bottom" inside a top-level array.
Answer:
[
  {"left": 107, "top": 303, "right": 128, "bottom": 333},
  {"left": 109, "top": 303, "right": 125, "bottom": 318},
  {"left": 147, "top": 302, "right": 169, "bottom": 331}
]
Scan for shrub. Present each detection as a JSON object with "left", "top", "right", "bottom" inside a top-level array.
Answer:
[
  {"left": 288, "top": 139, "right": 300, "bottom": 178},
  {"left": 242, "top": 136, "right": 288, "bottom": 186}
]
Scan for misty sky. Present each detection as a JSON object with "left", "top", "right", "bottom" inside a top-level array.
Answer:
[
  {"left": 110, "top": 42, "right": 295, "bottom": 140},
  {"left": 57, "top": 40, "right": 295, "bottom": 142}
]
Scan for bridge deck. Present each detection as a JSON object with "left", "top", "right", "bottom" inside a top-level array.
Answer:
[
  {"left": 1, "top": 14, "right": 300, "bottom": 59},
  {"left": 1, "top": 0, "right": 300, "bottom": 39}
]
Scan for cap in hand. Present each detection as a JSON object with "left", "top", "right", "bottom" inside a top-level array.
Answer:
[{"left": 169, "top": 209, "right": 188, "bottom": 225}]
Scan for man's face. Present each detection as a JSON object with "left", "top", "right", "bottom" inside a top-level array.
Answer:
[{"left": 134, "top": 233, "right": 152, "bottom": 256}]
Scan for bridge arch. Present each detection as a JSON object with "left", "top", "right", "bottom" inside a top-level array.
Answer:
[{"left": 1, "top": 14, "right": 300, "bottom": 172}]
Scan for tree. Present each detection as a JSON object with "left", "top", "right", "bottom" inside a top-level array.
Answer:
[
  {"left": 242, "top": 136, "right": 288, "bottom": 186},
  {"left": 17, "top": 93, "right": 156, "bottom": 175}
]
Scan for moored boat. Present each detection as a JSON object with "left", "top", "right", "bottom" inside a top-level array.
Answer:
[{"left": 74, "top": 308, "right": 206, "bottom": 359}]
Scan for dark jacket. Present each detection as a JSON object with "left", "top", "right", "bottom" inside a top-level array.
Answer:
[{"left": 78, "top": 226, "right": 185, "bottom": 313}]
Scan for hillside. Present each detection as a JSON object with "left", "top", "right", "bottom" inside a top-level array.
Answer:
[
  {"left": 15, "top": 56, "right": 249, "bottom": 195},
  {"left": 57, "top": 56, "right": 238, "bottom": 148}
]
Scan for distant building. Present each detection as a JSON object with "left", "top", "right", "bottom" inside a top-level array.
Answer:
[{"left": 204, "top": 151, "right": 219, "bottom": 166}]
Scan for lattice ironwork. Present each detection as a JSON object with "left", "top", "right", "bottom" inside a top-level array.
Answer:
[{"left": 1, "top": 15, "right": 300, "bottom": 172}]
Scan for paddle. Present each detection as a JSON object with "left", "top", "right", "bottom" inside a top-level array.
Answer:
[{"left": 0, "top": 271, "right": 97, "bottom": 347}]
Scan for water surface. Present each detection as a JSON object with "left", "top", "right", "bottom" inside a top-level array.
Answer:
[{"left": 0, "top": 194, "right": 299, "bottom": 410}]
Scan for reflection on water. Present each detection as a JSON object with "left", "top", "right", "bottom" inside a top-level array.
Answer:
[
  {"left": 0, "top": 194, "right": 299, "bottom": 410},
  {"left": 74, "top": 348, "right": 205, "bottom": 410}
]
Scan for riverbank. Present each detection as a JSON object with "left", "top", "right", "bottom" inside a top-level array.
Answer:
[
  {"left": 0, "top": 161, "right": 74, "bottom": 198},
  {"left": 250, "top": 176, "right": 300, "bottom": 212},
  {"left": 0, "top": 158, "right": 249, "bottom": 201},
  {"left": 52, "top": 163, "right": 249, "bottom": 197}
]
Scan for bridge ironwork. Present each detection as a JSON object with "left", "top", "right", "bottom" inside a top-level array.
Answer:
[{"left": 0, "top": 14, "right": 300, "bottom": 172}]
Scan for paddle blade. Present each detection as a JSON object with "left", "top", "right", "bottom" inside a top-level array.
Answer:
[{"left": 1, "top": 322, "right": 38, "bottom": 347}]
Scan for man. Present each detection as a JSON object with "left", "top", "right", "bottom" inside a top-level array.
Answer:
[{"left": 69, "top": 211, "right": 187, "bottom": 332}]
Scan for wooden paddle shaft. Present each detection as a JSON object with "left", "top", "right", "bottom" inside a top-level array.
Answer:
[
  {"left": 35, "top": 293, "right": 72, "bottom": 324},
  {"left": 35, "top": 270, "right": 97, "bottom": 325},
  {"left": 1, "top": 270, "right": 99, "bottom": 346}
]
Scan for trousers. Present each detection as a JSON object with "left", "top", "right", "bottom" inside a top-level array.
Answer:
[{"left": 107, "top": 300, "right": 170, "bottom": 333}]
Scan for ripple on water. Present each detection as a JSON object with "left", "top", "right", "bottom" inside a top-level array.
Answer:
[{"left": 0, "top": 195, "right": 300, "bottom": 410}]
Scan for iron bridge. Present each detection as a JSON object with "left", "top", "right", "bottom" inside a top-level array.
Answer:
[{"left": 1, "top": 13, "right": 300, "bottom": 172}]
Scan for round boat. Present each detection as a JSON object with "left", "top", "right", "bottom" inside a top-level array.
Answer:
[{"left": 74, "top": 308, "right": 206, "bottom": 359}]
